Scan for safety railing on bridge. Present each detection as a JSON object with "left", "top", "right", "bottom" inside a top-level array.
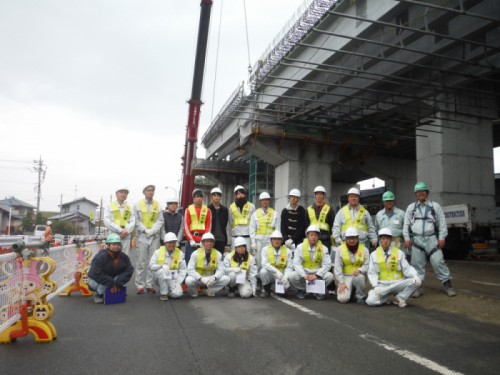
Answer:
[{"left": 0, "top": 240, "right": 101, "bottom": 343}]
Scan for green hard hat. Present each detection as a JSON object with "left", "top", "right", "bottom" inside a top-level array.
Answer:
[
  {"left": 414, "top": 181, "right": 429, "bottom": 192},
  {"left": 106, "top": 233, "right": 122, "bottom": 244},
  {"left": 382, "top": 191, "right": 395, "bottom": 201}
]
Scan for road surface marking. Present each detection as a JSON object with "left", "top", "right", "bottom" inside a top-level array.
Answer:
[{"left": 470, "top": 280, "right": 500, "bottom": 287}]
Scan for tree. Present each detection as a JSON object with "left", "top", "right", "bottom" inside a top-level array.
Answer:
[
  {"left": 22, "top": 215, "right": 34, "bottom": 233},
  {"left": 52, "top": 221, "right": 75, "bottom": 235},
  {"left": 35, "top": 212, "right": 47, "bottom": 225}
]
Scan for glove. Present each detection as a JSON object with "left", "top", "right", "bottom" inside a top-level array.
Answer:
[
  {"left": 281, "top": 275, "right": 288, "bottom": 285},
  {"left": 161, "top": 264, "right": 169, "bottom": 271},
  {"left": 285, "top": 239, "right": 293, "bottom": 247},
  {"left": 231, "top": 267, "right": 242, "bottom": 274},
  {"left": 200, "top": 277, "right": 209, "bottom": 285},
  {"left": 413, "top": 275, "right": 422, "bottom": 287},
  {"left": 190, "top": 240, "right": 197, "bottom": 247},
  {"left": 145, "top": 229, "right": 153, "bottom": 236},
  {"left": 275, "top": 271, "right": 283, "bottom": 280},
  {"left": 251, "top": 243, "right": 257, "bottom": 251},
  {"left": 206, "top": 276, "right": 216, "bottom": 288},
  {"left": 374, "top": 287, "right": 382, "bottom": 297}
]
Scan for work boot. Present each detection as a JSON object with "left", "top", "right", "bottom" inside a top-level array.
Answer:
[
  {"left": 393, "top": 297, "right": 407, "bottom": 308},
  {"left": 314, "top": 293, "right": 326, "bottom": 300},
  {"left": 228, "top": 287, "right": 236, "bottom": 298},
  {"left": 411, "top": 287, "right": 423, "bottom": 298},
  {"left": 443, "top": 280, "right": 457, "bottom": 297},
  {"left": 160, "top": 294, "right": 169, "bottom": 301},
  {"left": 260, "top": 284, "right": 271, "bottom": 298},
  {"left": 93, "top": 294, "right": 104, "bottom": 304},
  {"left": 296, "top": 290, "right": 306, "bottom": 299}
]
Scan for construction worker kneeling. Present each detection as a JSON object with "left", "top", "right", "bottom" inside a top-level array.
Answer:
[
  {"left": 224, "top": 236, "right": 258, "bottom": 298},
  {"left": 259, "top": 230, "right": 293, "bottom": 297}
]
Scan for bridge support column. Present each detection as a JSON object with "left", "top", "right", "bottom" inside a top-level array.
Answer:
[{"left": 416, "top": 94, "right": 496, "bottom": 223}]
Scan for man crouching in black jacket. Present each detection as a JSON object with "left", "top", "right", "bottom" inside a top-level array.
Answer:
[{"left": 88, "top": 233, "right": 134, "bottom": 304}]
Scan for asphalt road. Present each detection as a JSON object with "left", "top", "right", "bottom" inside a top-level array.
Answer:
[{"left": 3, "top": 284, "right": 499, "bottom": 375}]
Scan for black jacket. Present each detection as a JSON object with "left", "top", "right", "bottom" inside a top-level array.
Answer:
[
  {"left": 88, "top": 249, "right": 134, "bottom": 288},
  {"left": 208, "top": 203, "right": 228, "bottom": 244},
  {"left": 280, "top": 205, "right": 307, "bottom": 245}
]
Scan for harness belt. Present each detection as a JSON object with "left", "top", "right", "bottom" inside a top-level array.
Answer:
[{"left": 412, "top": 241, "right": 440, "bottom": 260}]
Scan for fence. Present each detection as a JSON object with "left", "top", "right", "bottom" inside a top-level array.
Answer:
[{"left": 0, "top": 242, "right": 99, "bottom": 335}]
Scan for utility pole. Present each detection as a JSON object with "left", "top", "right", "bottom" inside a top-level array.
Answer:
[{"left": 33, "top": 156, "right": 47, "bottom": 213}]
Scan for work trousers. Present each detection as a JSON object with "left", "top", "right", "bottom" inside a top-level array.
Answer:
[
  {"left": 134, "top": 235, "right": 160, "bottom": 290},
  {"left": 366, "top": 278, "right": 418, "bottom": 306},
  {"left": 336, "top": 274, "right": 367, "bottom": 303}
]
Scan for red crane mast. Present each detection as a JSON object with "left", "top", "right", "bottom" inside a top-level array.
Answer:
[{"left": 180, "top": 0, "right": 213, "bottom": 209}]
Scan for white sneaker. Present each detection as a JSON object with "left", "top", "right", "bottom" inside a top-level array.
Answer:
[
  {"left": 190, "top": 291, "right": 199, "bottom": 298},
  {"left": 393, "top": 297, "right": 407, "bottom": 308},
  {"left": 204, "top": 289, "right": 215, "bottom": 297},
  {"left": 93, "top": 294, "right": 104, "bottom": 304}
]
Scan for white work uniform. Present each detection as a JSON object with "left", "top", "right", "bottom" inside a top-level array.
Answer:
[
  {"left": 333, "top": 244, "right": 369, "bottom": 303},
  {"left": 134, "top": 199, "right": 165, "bottom": 290},
  {"left": 289, "top": 241, "right": 334, "bottom": 293},
  {"left": 228, "top": 202, "right": 256, "bottom": 250},
  {"left": 224, "top": 253, "right": 258, "bottom": 298},
  {"left": 375, "top": 207, "right": 406, "bottom": 248},
  {"left": 249, "top": 207, "right": 280, "bottom": 267},
  {"left": 332, "top": 204, "right": 378, "bottom": 247},
  {"left": 259, "top": 245, "right": 294, "bottom": 291},
  {"left": 402, "top": 200, "right": 451, "bottom": 282},
  {"left": 104, "top": 201, "right": 136, "bottom": 256},
  {"left": 149, "top": 248, "right": 186, "bottom": 298},
  {"left": 185, "top": 248, "right": 230, "bottom": 295},
  {"left": 366, "top": 247, "right": 419, "bottom": 306}
]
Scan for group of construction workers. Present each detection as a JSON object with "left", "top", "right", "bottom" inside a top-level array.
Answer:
[{"left": 87, "top": 181, "right": 456, "bottom": 307}]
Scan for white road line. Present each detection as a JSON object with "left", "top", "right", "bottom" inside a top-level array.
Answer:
[
  {"left": 470, "top": 280, "right": 500, "bottom": 287},
  {"left": 360, "top": 334, "right": 465, "bottom": 375},
  {"left": 273, "top": 295, "right": 464, "bottom": 375}
]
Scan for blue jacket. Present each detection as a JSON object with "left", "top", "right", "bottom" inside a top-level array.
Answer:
[{"left": 88, "top": 249, "right": 134, "bottom": 287}]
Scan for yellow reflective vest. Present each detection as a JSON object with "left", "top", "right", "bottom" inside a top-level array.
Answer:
[
  {"left": 340, "top": 205, "right": 368, "bottom": 232},
  {"left": 307, "top": 205, "right": 331, "bottom": 231},
  {"left": 110, "top": 201, "right": 132, "bottom": 228},
  {"left": 340, "top": 243, "right": 366, "bottom": 274},
  {"left": 230, "top": 202, "right": 251, "bottom": 227},
  {"left": 301, "top": 239, "right": 324, "bottom": 269},
  {"left": 375, "top": 246, "right": 403, "bottom": 281},
  {"left": 156, "top": 246, "right": 181, "bottom": 270},
  {"left": 256, "top": 208, "right": 275, "bottom": 235},
  {"left": 188, "top": 204, "right": 208, "bottom": 231},
  {"left": 229, "top": 251, "right": 250, "bottom": 271},
  {"left": 195, "top": 249, "right": 218, "bottom": 275},
  {"left": 267, "top": 245, "right": 287, "bottom": 272},
  {"left": 139, "top": 199, "right": 159, "bottom": 229}
]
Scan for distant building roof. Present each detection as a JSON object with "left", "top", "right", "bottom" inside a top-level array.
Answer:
[
  {"left": 60, "top": 197, "right": 99, "bottom": 208},
  {"left": 48, "top": 211, "right": 90, "bottom": 221},
  {"left": 0, "top": 197, "right": 36, "bottom": 209}
]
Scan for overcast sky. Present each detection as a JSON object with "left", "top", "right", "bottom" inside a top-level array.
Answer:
[{"left": 0, "top": 0, "right": 308, "bottom": 211}]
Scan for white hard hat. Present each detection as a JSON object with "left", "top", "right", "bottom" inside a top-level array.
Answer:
[
  {"left": 201, "top": 232, "right": 215, "bottom": 241},
  {"left": 233, "top": 236, "right": 247, "bottom": 248},
  {"left": 211, "top": 187, "right": 222, "bottom": 195},
  {"left": 378, "top": 228, "right": 393, "bottom": 237},
  {"left": 166, "top": 197, "right": 178, "bottom": 204},
  {"left": 164, "top": 232, "right": 178, "bottom": 243},
  {"left": 314, "top": 185, "right": 326, "bottom": 194},
  {"left": 306, "top": 224, "right": 321, "bottom": 234},
  {"left": 347, "top": 187, "right": 360, "bottom": 196},
  {"left": 234, "top": 185, "right": 246, "bottom": 193},
  {"left": 116, "top": 187, "right": 129, "bottom": 194},
  {"left": 47, "top": 221, "right": 52, "bottom": 225},
  {"left": 270, "top": 230, "right": 283, "bottom": 239},
  {"left": 259, "top": 192, "right": 271, "bottom": 200},
  {"left": 289, "top": 188, "right": 301, "bottom": 197},
  {"left": 345, "top": 227, "right": 359, "bottom": 237}
]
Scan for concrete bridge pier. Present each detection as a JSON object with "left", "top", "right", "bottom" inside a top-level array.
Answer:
[{"left": 416, "top": 92, "right": 496, "bottom": 223}]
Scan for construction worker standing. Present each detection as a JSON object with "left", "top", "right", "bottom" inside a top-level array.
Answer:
[
  {"left": 289, "top": 225, "right": 334, "bottom": 299},
  {"left": 149, "top": 232, "right": 186, "bottom": 301},
  {"left": 375, "top": 191, "right": 405, "bottom": 249},
  {"left": 133, "top": 184, "right": 164, "bottom": 294},
  {"left": 185, "top": 233, "right": 229, "bottom": 297},
  {"left": 333, "top": 187, "right": 377, "bottom": 250},
  {"left": 183, "top": 189, "right": 212, "bottom": 264},
  {"left": 208, "top": 187, "right": 229, "bottom": 255},
  {"left": 305, "top": 186, "right": 335, "bottom": 252},
  {"left": 250, "top": 192, "right": 279, "bottom": 267},
  {"left": 44, "top": 221, "right": 53, "bottom": 247},
  {"left": 334, "top": 227, "right": 369, "bottom": 304},
  {"left": 403, "top": 182, "right": 456, "bottom": 297},
  {"left": 160, "top": 197, "right": 183, "bottom": 246},
  {"left": 104, "top": 187, "right": 136, "bottom": 257},
  {"left": 280, "top": 188, "right": 306, "bottom": 251},
  {"left": 259, "top": 230, "right": 293, "bottom": 297},
  {"left": 229, "top": 185, "right": 255, "bottom": 250},
  {"left": 366, "top": 228, "right": 422, "bottom": 307},
  {"left": 224, "top": 236, "right": 258, "bottom": 298}
]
